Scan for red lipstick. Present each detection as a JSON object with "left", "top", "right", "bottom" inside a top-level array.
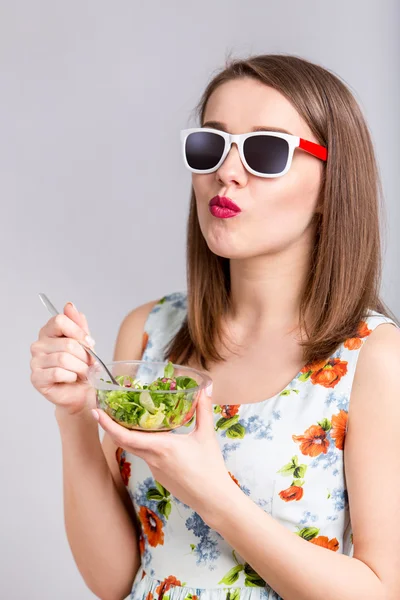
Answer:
[{"left": 209, "top": 195, "right": 241, "bottom": 219}]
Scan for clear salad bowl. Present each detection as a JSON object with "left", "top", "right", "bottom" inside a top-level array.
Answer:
[{"left": 87, "top": 360, "right": 212, "bottom": 432}]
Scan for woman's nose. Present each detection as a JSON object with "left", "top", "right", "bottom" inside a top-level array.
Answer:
[{"left": 215, "top": 143, "right": 248, "bottom": 184}]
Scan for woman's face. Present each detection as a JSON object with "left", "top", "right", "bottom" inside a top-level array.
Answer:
[{"left": 192, "top": 77, "right": 324, "bottom": 259}]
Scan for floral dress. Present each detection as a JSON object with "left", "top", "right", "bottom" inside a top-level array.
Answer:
[{"left": 118, "top": 291, "right": 399, "bottom": 600}]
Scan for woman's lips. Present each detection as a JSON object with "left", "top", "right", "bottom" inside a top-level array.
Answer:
[
  {"left": 209, "top": 205, "right": 240, "bottom": 218},
  {"left": 208, "top": 195, "right": 241, "bottom": 218}
]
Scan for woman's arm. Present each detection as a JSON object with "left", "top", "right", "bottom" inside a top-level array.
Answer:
[
  {"left": 58, "top": 299, "right": 159, "bottom": 600},
  {"left": 200, "top": 323, "right": 400, "bottom": 600},
  {"left": 57, "top": 407, "right": 140, "bottom": 600}
]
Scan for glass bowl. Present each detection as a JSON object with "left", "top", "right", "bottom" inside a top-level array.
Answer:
[{"left": 87, "top": 360, "right": 212, "bottom": 432}]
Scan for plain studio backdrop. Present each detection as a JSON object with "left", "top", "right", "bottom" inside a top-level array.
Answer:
[{"left": 1, "top": 1, "right": 399, "bottom": 598}]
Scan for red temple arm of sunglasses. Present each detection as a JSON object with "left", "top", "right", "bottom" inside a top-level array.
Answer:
[{"left": 299, "top": 138, "right": 328, "bottom": 161}]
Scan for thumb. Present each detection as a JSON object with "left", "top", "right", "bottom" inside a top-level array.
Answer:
[
  {"left": 194, "top": 384, "right": 214, "bottom": 436},
  {"left": 64, "top": 302, "right": 96, "bottom": 365},
  {"left": 64, "top": 301, "right": 91, "bottom": 336},
  {"left": 64, "top": 302, "right": 96, "bottom": 367}
]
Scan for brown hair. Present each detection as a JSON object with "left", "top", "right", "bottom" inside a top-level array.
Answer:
[{"left": 164, "top": 52, "right": 399, "bottom": 370}]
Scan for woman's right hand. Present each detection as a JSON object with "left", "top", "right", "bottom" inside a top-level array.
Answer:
[{"left": 30, "top": 302, "right": 98, "bottom": 416}]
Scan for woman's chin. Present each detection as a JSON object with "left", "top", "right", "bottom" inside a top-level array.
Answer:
[{"left": 204, "top": 237, "right": 248, "bottom": 260}]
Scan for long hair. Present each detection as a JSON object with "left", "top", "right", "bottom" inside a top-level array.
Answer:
[{"left": 164, "top": 53, "right": 398, "bottom": 370}]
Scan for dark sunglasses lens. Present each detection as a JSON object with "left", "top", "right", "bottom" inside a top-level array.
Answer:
[
  {"left": 244, "top": 135, "right": 289, "bottom": 174},
  {"left": 185, "top": 131, "right": 225, "bottom": 170}
]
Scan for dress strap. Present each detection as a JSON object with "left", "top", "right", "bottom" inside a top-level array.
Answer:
[{"left": 142, "top": 291, "right": 188, "bottom": 362}]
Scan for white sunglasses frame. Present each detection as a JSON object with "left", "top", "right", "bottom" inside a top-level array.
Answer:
[{"left": 180, "top": 127, "right": 327, "bottom": 178}]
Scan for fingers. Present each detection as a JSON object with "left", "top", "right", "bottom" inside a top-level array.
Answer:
[
  {"left": 31, "top": 351, "right": 90, "bottom": 381},
  {"left": 39, "top": 312, "right": 91, "bottom": 343},
  {"left": 95, "top": 408, "right": 172, "bottom": 458},
  {"left": 63, "top": 302, "right": 91, "bottom": 336},
  {"left": 31, "top": 366, "right": 78, "bottom": 386},
  {"left": 31, "top": 337, "right": 91, "bottom": 364},
  {"left": 31, "top": 301, "right": 97, "bottom": 394}
]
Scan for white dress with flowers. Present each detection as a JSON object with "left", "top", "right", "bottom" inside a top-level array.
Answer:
[{"left": 118, "top": 291, "right": 399, "bottom": 600}]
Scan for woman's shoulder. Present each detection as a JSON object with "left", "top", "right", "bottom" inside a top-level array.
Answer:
[
  {"left": 338, "top": 308, "right": 399, "bottom": 358},
  {"left": 358, "top": 308, "right": 400, "bottom": 355},
  {"left": 359, "top": 308, "right": 400, "bottom": 347},
  {"left": 341, "top": 308, "right": 400, "bottom": 389}
]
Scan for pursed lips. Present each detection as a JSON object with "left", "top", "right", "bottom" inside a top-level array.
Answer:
[{"left": 209, "top": 195, "right": 242, "bottom": 212}]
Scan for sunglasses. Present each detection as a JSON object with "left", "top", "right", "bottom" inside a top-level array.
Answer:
[{"left": 180, "top": 127, "right": 328, "bottom": 178}]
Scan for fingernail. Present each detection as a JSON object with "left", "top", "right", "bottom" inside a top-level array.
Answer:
[
  {"left": 205, "top": 383, "right": 213, "bottom": 397},
  {"left": 91, "top": 409, "right": 99, "bottom": 421},
  {"left": 66, "top": 302, "right": 77, "bottom": 311},
  {"left": 85, "top": 335, "right": 96, "bottom": 347}
]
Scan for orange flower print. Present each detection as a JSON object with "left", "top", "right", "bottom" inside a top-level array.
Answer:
[
  {"left": 301, "top": 358, "right": 348, "bottom": 388},
  {"left": 221, "top": 404, "right": 240, "bottom": 419},
  {"left": 115, "top": 447, "right": 131, "bottom": 486},
  {"left": 292, "top": 424, "right": 330, "bottom": 457},
  {"left": 344, "top": 321, "right": 372, "bottom": 350},
  {"left": 141, "top": 331, "right": 149, "bottom": 355},
  {"left": 279, "top": 485, "right": 304, "bottom": 502},
  {"left": 145, "top": 593, "right": 153, "bottom": 600},
  {"left": 229, "top": 472, "right": 240, "bottom": 486},
  {"left": 138, "top": 506, "right": 165, "bottom": 547},
  {"left": 330, "top": 410, "right": 348, "bottom": 450},
  {"left": 156, "top": 575, "right": 183, "bottom": 597},
  {"left": 310, "top": 535, "right": 339, "bottom": 552}
]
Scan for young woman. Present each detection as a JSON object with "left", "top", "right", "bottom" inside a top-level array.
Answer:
[{"left": 30, "top": 54, "right": 400, "bottom": 600}]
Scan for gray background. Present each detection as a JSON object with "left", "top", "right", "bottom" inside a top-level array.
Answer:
[{"left": 1, "top": 1, "right": 399, "bottom": 598}]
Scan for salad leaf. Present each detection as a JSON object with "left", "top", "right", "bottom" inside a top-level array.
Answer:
[
  {"left": 96, "top": 361, "right": 199, "bottom": 430},
  {"left": 139, "top": 390, "right": 157, "bottom": 414},
  {"left": 139, "top": 403, "right": 167, "bottom": 429},
  {"left": 164, "top": 361, "right": 174, "bottom": 379}
]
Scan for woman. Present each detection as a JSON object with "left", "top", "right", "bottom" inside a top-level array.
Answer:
[{"left": 30, "top": 54, "right": 400, "bottom": 600}]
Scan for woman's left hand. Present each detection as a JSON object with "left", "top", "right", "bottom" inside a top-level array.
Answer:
[{"left": 92, "top": 388, "right": 234, "bottom": 519}]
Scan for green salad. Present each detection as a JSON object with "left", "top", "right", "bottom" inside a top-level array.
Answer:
[{"left": 96, "top": 361, "right": 198, "bottom": 430}]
